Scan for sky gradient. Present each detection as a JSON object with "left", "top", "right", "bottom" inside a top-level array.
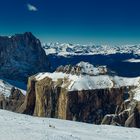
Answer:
[{"left": 0, "top": 0, "right": 140, "bottom": 45}]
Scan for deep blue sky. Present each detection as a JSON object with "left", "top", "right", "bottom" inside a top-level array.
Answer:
[{"left": 0, "top": 0, "right": 140, "bottom": 45}]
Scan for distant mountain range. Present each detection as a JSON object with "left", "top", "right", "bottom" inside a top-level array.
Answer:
[
  {"left": 43, "top": 42, "right": 140, "bottom": 56},
  {"left": 43, "top": 43, "right": 140, "bottom": 77}
]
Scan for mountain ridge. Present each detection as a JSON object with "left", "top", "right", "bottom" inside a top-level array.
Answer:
[
  {"left": 43, "top": 43, "right": 140, "bottom": 56},
  {"left": 0, "top": 32, "right": 49, "bottom": 81}
]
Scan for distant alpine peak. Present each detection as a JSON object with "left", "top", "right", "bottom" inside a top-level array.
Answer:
[
  {"left": 77, "top": 61, "right": 107, "bottom": 75},
  {"left": 43, "top": 43, "right": 140, "bottom": 56},
  {"left": 56, "top": 61, "right": 107, "bottom": 76}
]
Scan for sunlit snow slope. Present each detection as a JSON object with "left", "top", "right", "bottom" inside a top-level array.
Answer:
[{"left": 0, "top": 110, "right": 140, "bottom": 140}]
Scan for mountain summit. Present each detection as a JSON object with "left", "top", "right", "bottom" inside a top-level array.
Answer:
[{"left": 0, "top": 32, "right": 49, "bottom": 81}]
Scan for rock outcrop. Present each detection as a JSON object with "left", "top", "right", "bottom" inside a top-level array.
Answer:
[
  {"left": 102, "top": 86, "right": 140, "bottom": 128},
  {"left": 56, "top": 61, "right": 108, "bottom": 76},
  {"left": 19, "top": 62, "right": 139, "bottom": 124},
  {"left": 0, "top": 87, "right": 25, "bottom": 112},
  {"left": 0, "top": 32, "right": 49, "bottom": 81}
]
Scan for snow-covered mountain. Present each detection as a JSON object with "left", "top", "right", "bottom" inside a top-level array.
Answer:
[
  {"left": 43, "top": 43, "right": 140, "bottom": 56},
  {"left": 0, "top": 109, "right": 140, "bottom": 140},
  {"left": 0, "top": 79, "right": 26, "bottom": 97},
  {"left": 0, "top": 78, "right": 26, "bottom": 112},
  {"left": 56, "top": 61, "right": 108, "bottom": 76}
]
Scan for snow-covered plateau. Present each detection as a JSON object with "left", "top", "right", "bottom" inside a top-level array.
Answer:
[
  {"left": 0, "top": 109, "right": 140, "bottom": 140},
  {"left": 35, "top": 72, "right": 140, "bottom": 91}
]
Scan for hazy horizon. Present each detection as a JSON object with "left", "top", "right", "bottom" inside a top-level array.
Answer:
[{"left": 1, "top": 31, "right": 140, "bottom": 46}]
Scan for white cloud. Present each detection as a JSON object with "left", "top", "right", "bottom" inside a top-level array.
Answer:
[{"left": 27, "top": 3, "right": 38, "bottom": 11}]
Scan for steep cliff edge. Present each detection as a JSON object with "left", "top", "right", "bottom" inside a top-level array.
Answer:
[
  {"left": 19, "top": 62, "right": 140, "bottom": 124},
  {"left": 102, "top": 84, "right": 140, "bottom": 128},
  {"left": 0, "top": 32, "right": 49, "bottom": 81}
]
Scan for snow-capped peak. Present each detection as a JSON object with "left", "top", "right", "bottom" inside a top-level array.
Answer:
[
  {"left": 56, "top": 61, "right": 108, "bottom": 76},
  {"left": 76, "top": 61, "right": 107, "bottom": 75}
]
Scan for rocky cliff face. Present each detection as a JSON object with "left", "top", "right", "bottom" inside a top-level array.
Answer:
[
  {"left": 19, "top": 62, "right": 139, "bottom": 124},
  {"left": 19, "top": 75, "right": 129, "bottom": 124},
  {"left": 102, "top": 85, "right": 140, "bottom": 128},
  {"left": 0, "top": 32, "right": 49, "bottom": 81}
]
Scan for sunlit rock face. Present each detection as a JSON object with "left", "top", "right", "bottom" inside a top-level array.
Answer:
[
  {"left": 19, "top": 62, "right": 139, "bottom": 125},
  {"left": 0, "top": 32, "right": 49, "bottom": 81}
]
